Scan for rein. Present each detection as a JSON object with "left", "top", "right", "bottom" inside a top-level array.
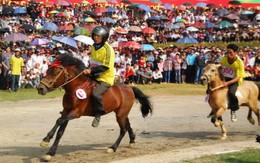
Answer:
[
  {"left": 209, "top": 84, "right": 224, "bottom": 92},
  {"left": 40, "top": 65, "right": 84, "bottom": 90}
]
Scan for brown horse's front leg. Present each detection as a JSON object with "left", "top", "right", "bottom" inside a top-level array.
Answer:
[{"left": 211, "top": 108, "right": 227, "bottom": 140}]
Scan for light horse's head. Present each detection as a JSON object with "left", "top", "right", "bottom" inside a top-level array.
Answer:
[
  {"left": 200, "top": 63, "right": 224, "bottom": 85},
  {"left": 37, "top": 53, "right": 86, "bottom": 95}
]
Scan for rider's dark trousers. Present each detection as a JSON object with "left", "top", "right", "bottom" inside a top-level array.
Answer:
[
  {"left": 226, "top": 79, "right": 239, "bottom": 111},
  {"left": 91, "top": 81, "right": 110, "bottom": 115}
]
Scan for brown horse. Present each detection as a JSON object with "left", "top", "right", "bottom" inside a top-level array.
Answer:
[
  {"left": 37, "top": 54, "right": 153, "bottom": 161},
  {"left": 200, "top": 63, "right": 260, "bottom": 140}
]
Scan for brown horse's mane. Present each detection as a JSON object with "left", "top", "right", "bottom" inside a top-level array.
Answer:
[{"left": 54, "top": 53, "right": 86, "bottom": 72}]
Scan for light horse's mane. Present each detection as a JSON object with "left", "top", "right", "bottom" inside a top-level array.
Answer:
[
  {"left": 216, "top": 64, "right": 225, "bottom": 81},
  {"left": 51, "top": 53, "right": 86, "bottom": 72}
]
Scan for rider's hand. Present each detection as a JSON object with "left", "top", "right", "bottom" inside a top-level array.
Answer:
[{"left": 83, "top": 69, "right": 91, "bottom": 75}]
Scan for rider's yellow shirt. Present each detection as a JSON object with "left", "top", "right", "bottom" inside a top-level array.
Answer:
[
  {"left": 221, "top": 56, "right": 246, "bottom": 85},
  {"left": 90, "top": 42, "right": 115, "bottom": 86}
]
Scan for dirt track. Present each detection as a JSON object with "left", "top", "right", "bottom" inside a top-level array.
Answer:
[{"left": 0, "top": 95, "right": 260, "bottom": 163}]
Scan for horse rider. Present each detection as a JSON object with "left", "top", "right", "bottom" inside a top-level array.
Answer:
[
  {"left": 220, "top": 44, "right": 246, "bottom": 122},
  {"left": 83, "top": 26, "right": 115, "bottom": 127}
]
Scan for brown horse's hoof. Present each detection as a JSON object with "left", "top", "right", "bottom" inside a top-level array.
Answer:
[
  {"left": 106, "top": 148, "right": 115, "bottom": 153},
  {"left": 129, "top": 143, "right": 135, "bottom": 148},
  {"left": 220, "top": 134, "right": 227, "bottom": 140},
  {"left": 248, "top": 118, "right": 255, "bottom": 125},
  {"left": 41, "top": 154, "right": 52, "bottom": 162},
  {"left": 40, "top": 141, "right": 49, "bottom": 148}
]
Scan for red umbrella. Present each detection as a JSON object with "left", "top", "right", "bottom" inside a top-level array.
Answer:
[
  {"left": 59, "top": 24, "right": 74, "bottom": 31},
  {"left": 189, "top": 21, "right": 205, "bottom": 28},
  {"left": 94, "top": 7, "right": 107, "bottom": 13},
  {"left": 142, "top": 27, "right": 156, "bottom": 34},
  {"left": 121, "top": 41, "right": 141, "bottom": 49},
  {"left": 115, "top": 28, "right": 128, "bottom": 34}
]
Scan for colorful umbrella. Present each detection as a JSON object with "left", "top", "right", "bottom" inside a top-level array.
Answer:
[
  {"left": 94, "top": 7, "right": 107, "bottom": 13},
  {"left": 101, "top": 17, "right": 116, "bottom": 24},
  {"left": 59, "top": 24, "right": 74, "bottom": 31},
  {"left": 176, "top": 36, "right": 198, "bottom": 44},
  {"left": 56, "top": 0, "right": 71, "bottom": 6},
  {"left": 84, "top": 17, "right": 96, "bottom": 23},
  {"left": 128, "top": 26, "right": 142, "bottom": 32},
  {"left": 52, "top": 36, "right": 78, "bottom": 49},
  {"left": 30, "top": 38, "right": 50, "bottom": 45},
  {"left": 74, "top": 26, "right": 90, "bottom": 36},
  {"left": 142, "top": 44, "right": 155, "bottom": 51},
  {"left": 74, "top": 35, "right": 94, "bottom": 45},
  {"left": 115, "top": 28, "right": 128, "bottom": 34},
  {"left": 186, "top": 26, "right": 199, "bottom": 32},
  {"left": 43, "top": 22, "right": 58, "bottom": 31},
  {"left": 163, "top": 3, "right": 173, "bottom": 10},
  {"left": 229, "top": 0, "right": 241, "bottom": 5},
  {"left": 122, "top": 41, "right": 141, "bottom": 49},
  {"left": 4, "top": 33, "right": 29, "bottom": 42},
  {"left": 142, "top": 27, "right": 156, "bottom": 34}
]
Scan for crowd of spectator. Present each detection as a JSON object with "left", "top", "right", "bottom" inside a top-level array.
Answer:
[{"left": 0, "top": 1, "right": 259, "bottom": 91}]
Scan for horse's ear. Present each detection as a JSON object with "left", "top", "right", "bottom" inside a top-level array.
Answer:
[{"left": 216, "top": 63, "right": 222, "bottom": 69}]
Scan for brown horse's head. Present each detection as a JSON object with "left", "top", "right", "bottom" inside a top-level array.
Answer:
[
  {"left": 200, "top": 63, "right": 224, "bottom": 85},
  {"left": 37, "top": 53, "right": 86, "bottom": 95}
]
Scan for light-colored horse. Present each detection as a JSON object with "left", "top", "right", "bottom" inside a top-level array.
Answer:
[{"left": 200, "top": 63, "right": 260, "bottom": 140}]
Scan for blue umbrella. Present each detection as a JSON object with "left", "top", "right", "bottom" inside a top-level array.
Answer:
[
  {"left": 142, "top": 44, "right": 155, "bottom": 51},
  {"left": 107, "top": 7, "right": 118, "bottom": 12},
  {"left": 163, "top": 3, "right": 173, "bottom": 10},
  {"left": 147, "top": 16, "right": 160, "bottom": 21},
  {"left": 14, "top": 7, "right": 27, "bottom": 14},
  {"left": 30, "top": 38, "right": 50, "bottom": 45},
  {"left": 43, "top": 22, "right": 58, "bottom": 31},
  {"left": 138, "top": 4, "right": 153, "bottom": 12},
  {"left": 205, "top": 22, "right": 216, "bottom": 28},
  {"left": 165, "top": 24, "right": 180, "bottom": 29},
  {"left": 241, "top": 10, "right": 254, "bottom": 15},
  {"left": 196, "top": 2, "right": 206, "bottom": 7},
  {"left": 52, "top": 36, "right": 78, "bottom": 49},
  {"left": 176, "top": 37, "right": 198, "bottom": 44},
  {"left": 101, "top": 17, "right": 116, "bottom": 24}
]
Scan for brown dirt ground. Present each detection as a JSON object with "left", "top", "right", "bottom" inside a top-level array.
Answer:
[{"left": 0, "top": 95, "right": 260, "bottom": 163}]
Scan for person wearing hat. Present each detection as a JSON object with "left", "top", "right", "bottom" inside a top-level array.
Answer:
[
  {"left": 10, "top": 48, "right": 24, "bottom": 92},
  {"left": 83, "top": 26, "right": 115, "bottom": 127}
]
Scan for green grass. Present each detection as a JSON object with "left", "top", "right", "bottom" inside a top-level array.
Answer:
[
  {"left": 183, "top": 149, "right": 260, "bottom": 163},
  {"left": 0, "top": 83, "right": 206, "bottom": 102},
  {"left": 0, "top": 88, "right": 64, "bottom": 102}
]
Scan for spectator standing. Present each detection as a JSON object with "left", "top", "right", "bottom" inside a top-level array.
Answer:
[
  {"left": 163, "top": 55, "right": 173, "bottom": 83},
  {"left": 194, "top": 52, "right": 206, "bottom": 84},
  {"left": 10, "top": 48, "right": 24, "bottom": 92},
  {"left": 173, "top": 53, "right": 182, "bottom": 83},
  {"left": 181, "top": 52, "right": 187, "bottom": 83},
  {"left": 1, "top": 47, "right": 12, "bottom": 90},
  {"left": 186, "top": 49, "right": 197, "bottom": 83}
]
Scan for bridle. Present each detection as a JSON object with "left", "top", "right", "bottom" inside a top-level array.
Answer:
[
  {"left": 40, "top": 65, "right": 84, "bottom": 89},
  {"left": 201, "top": 74, "right": 224, "bottom": 92}
]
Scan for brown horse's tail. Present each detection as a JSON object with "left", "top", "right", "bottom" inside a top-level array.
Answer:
[
  {"left": 254, "top": 82, "right": 260, "bottom": 100},
  {"left": 132, "top": 87, "right": 153, "bottom": 118}
]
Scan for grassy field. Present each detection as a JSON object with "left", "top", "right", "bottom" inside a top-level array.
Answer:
[
  {"left": 0, "top": 83, "right": 206, "bottom": 102},
  {"left": 183, "top": 149, "right": 260, "bottom": 163}
]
